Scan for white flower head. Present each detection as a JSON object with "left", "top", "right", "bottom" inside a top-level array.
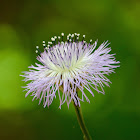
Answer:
[{"left": 21, "top": 33, "right": 120, "bottom": 109}]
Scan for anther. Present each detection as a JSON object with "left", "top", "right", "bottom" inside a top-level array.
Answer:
[
  {"left": 67, "top": 36, "right": 69, "bottom": 43},
  {"left": 51, "top": 37, "right": 55, "bottom": 41},
  {"left": 61, "top": 33, "right": 64, "bottom": 41},
  {"left": 67, "top": 36, "right": 69, "bottom": 40},
  {"left": 48, "top": 42, "right": 52, "bottom": 44},
  {"left": 71, "top": 34, "right": 74, "bottom": 38},
  {"left": 35, "top": 47, "right": 41, "bottom": 54},
  {"left": 43, "top": 44, "right": 46, "bottom": 47},
  {"left": 36, "top": 46, "right": 39, "bottom": 49},
  {"left": 61, "top": 33, "right": 64, "bottom": 36},
  {"left": 45, "top": 47, "right": 49, "bottom": 50},
  {"left": 82, "top": 35, "right": 85, "bottom": 41},
  {"left": 83, "top": 40, "right": 86, "bottom": 45},
  {"left": 74, "top": 34, "right": 77, "bottom": 42},
  {"left": 61, "top": 41, "right": 64, "bottom": 45},
  {"left": 73, "top": 42, "right": 76, "bottom": 46}
]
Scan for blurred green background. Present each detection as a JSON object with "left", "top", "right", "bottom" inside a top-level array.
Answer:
[{"left": 0, "top": 0, "right": 140, "bottom": 140}]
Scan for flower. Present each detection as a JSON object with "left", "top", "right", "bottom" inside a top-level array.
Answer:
[{"left": 21, "top": 33, "right": 120, "bottom": 108}]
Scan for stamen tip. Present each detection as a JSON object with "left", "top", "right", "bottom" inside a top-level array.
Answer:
[
  {"left": 51, "top": 37, "right": 55, "bottom": 41},
  {"left": 36, "top": 46, "right": 39, "bottom": 49},
  {"left": 61, "top": 33, "right": 64, "bottom": 36}
]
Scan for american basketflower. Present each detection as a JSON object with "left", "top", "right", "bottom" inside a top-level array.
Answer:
[{"left": 21, "top": 33, "right": 120, "bottom": 140}]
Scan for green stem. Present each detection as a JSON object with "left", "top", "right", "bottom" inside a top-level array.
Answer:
[{"left": 73, "top": 103, "right": 92, "bottom": 140}]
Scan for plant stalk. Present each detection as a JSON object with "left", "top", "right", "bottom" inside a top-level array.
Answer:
[{"left": 73, "top": 102, "right": 92, "bottom": 140}]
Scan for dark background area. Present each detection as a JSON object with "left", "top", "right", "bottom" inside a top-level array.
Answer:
[{"left": 0, "top": 0, "right": 140, "bottom": 140}]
